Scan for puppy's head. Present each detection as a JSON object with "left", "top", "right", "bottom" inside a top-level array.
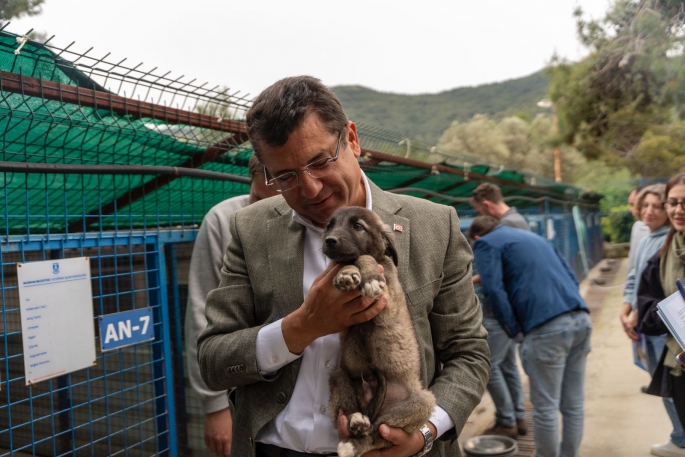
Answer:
[{"left": 322, "top": 207, "right": 398, "bottom": 266}]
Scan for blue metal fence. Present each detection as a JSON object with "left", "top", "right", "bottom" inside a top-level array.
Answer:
[
  {"left": 0, "top": 190, "right": 602, "bottom": 457},
  {"left": 0, "top": 230, "right": 196, "bottom": 456},
  {"left": 460, "top": 204, "right": 604, "bottom": 281}
]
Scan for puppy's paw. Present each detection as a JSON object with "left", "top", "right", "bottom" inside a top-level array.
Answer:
[
  {"left": 334, "top": 267, "right": 362, "bottom": 292},
  {"left": 360, "top": 279, "right": 385, "bottom": 298},
  {"left": 348, "top": 412, "right": 371, "bottom": 437},
  {"left": 337, "top": 441, "right": 357, "bottom": 457}
]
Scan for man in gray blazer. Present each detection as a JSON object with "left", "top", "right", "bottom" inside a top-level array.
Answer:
[{"left": 198, "top": 76, "right": 489, "bottom": 457}]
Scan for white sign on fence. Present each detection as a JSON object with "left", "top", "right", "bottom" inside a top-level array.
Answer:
[{"left": 17, "top": 257, "right": 97, "bottom": 385}]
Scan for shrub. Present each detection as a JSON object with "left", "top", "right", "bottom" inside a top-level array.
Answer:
[{"left": 602, "top": 206, "right": 634, "bottom": 243}]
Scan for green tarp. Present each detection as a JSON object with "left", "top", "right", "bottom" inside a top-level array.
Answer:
[{"left": 0, "top": 31, "right": 600, "bottom": 235}]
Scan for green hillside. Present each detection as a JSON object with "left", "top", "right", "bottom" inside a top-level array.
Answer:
[{"left": 332, "top": 71, "right": 550, "bottom": 146}]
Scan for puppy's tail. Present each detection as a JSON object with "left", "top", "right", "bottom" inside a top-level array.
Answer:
[{"left": 362, "top": 364, "right": 387, "bottom": 423}]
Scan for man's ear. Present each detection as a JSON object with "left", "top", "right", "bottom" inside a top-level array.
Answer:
[
  {"left": 346, "top": 121, "right": 362, "bottom": 159},
  {"left": 481, "top": 200, "right": 495, "bottom": 215},
  {"left": 382, "top": 225, "right": 399, "bottom": 266}
]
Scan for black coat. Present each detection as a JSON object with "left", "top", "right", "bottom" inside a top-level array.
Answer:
[
  {"left": 636, "top": 253, "right": 676, "bottom": 398},
  {"left": 637, "top": 253, "right": 669, "bottom": 337}
]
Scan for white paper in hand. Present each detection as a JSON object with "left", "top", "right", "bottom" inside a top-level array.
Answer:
[{"left": 657, "top": 290, "right": 685, "bottom": 351}]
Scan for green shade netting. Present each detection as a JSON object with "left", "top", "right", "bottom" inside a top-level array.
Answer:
[{"left": 0, "top": 31, "right": 600, "bottom": 235}]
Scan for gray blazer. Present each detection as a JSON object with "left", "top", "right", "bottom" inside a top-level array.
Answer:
[{"left": 198, "top": 181, "right": 490, "bottom": 457}]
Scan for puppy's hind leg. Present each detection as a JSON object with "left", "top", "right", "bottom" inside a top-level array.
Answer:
[
  {"left": 329, "top": 367, "right": 359, "bottom": 422},
  {"left": 337, "top": 436, "right": 375, "bottom": 457},
  {"left": 373, "top": 388, "right": 436, "bottom": 433},
  {"left": 329, "top": 368, "right": 372, "bottom": 437}
]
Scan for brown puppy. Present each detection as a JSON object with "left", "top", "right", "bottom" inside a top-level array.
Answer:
[{"left": 323, "top": 207, "right": 436, "bottom": 457}]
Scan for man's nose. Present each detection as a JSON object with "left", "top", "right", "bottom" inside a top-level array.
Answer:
[{"left": 298, "top": 172, "right": 323, "bottom": 198}]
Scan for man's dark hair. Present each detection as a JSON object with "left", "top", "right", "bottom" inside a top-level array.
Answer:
[
  {"left": 247, "top": 154, "right": 265, "bottom": 178},
  {"left": 470, "top": 183, "right": 503, "bottom": 206},
  {"left": 246, "top": 76, "right": 348, "bottom": 159},
  {"left": 467, "top": 215, "right": 499, "bottom": 240}
]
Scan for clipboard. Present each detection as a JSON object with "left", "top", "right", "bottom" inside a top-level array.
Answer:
[{"left": 655, "top": 279, "right": 685, "bottom": 352}]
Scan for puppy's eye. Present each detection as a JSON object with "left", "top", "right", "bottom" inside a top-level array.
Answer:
[{"left": 353, "top": 222, "right": 363, "bottom": 231}]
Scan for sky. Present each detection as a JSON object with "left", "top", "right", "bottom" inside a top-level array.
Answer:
[{"left": 8, "top": 0, "right": 612, "bottom": 99}]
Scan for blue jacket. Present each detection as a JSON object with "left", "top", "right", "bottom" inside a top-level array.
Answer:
[
  {"left": 623, "top": 225, "right": 669, "bottom": 309},
  {"left": 473, "top": 225, "right": 588, "bottom": 337}
]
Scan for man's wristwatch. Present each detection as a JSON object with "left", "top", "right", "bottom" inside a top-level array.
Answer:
[{"left": 413, "top": 424, "right": 434, "bottom": 457}]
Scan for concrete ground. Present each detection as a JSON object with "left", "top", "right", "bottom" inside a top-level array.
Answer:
[{"left": 459, "top": 258, "right": 677, "bottom": 456}]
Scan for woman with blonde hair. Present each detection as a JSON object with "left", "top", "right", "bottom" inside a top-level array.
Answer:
[
  {"left": 638, "top": 174, "right": 685, "bottom": 457},
  {"left": 620, "top": 184, "right": 670, "bottom": 363}
]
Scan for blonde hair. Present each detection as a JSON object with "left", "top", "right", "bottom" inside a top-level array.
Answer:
[{"left": 636, "top": 183, "right": 666, "bottom": 221}]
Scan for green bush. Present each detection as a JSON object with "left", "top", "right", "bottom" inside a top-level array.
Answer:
[{"left": 602, "top": 206, "right": 634, "bottom": 243}]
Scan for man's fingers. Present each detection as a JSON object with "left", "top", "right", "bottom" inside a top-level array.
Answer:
[
  {"left": 351, "top": 296, "right": 387, "bottom": 324},
  {"left": 337, "top": 409, "right": 350, "bottom": 440},
  {"left": 206, "top": 439, "right": 218, "bottom": 456},
  {"left": 316, "top": 263, "right": 342, "bottom": 284}
]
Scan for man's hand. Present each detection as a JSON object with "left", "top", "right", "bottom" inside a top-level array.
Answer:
[
  {"left": 337, "top": 410, "right": 435, "bottom": 457},
  {"left": 362, "top": 424, "right": 426, "bottom": 457},
  {"left": 283, "top": 264, "right": 387, "bottom": 354},
  {"left": 619, "top": 302, "right": 639, "bottom": 341},
  {"left": 204, "top": 408, "right": 232, "bottom": 457}
]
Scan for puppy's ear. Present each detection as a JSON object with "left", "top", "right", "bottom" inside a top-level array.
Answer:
[{"left": 382, "top": 225, "right": 399, "bottom": 266}]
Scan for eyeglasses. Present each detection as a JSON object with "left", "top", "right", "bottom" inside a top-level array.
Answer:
[
  {"left": 264, "top": 132, "right": 343, "bottom": 193},
  {"left": 664, "top": 200, "right": 685, "bottom": 212}
]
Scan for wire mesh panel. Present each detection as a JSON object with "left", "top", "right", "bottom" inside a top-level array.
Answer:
[{"left": 0, "top": 234, "right": 185, "bottom": 456}]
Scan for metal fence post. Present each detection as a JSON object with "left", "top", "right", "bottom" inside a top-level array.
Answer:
[
  {"left": 145, "top": 240, "right": 178, "bottom": 456},
  {"left": 165, "top": 242, "right": 191, "bottom": 455}
]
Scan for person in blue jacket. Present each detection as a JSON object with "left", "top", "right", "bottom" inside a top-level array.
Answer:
[{"left": 469, "top": 215, "right": 591, "bottom": 457}]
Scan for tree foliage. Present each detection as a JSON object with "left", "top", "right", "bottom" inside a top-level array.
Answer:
[
  {"left": 0, "top": 0, "right": 44, "bottom": 23},
  {"left": 549, "top": 0, "right": 685, "bottom": 177},
  {"left": 437, "top": 114, "right": 587, "bottom": 182}
]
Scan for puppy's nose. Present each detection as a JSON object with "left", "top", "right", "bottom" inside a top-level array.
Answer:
[{"left": 325, "top": 237, "right": 337, "bottom": 247}]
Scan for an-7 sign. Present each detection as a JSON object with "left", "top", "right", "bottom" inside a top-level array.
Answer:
[{"left": 98, "top": 308, "right": 155, "bottom": 352}]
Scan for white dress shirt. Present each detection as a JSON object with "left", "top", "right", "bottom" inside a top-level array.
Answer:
[{"left": 254, "top": 172, "right": 453, "bottom": 453}]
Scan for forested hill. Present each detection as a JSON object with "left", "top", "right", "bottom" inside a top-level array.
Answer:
[{"left": 332, "top": 71, "right": 549, "bottom": 146}]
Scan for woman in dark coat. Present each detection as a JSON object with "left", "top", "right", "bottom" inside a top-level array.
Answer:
[{"left": 637, "top": 173, "right": 685, "bottom": 453}]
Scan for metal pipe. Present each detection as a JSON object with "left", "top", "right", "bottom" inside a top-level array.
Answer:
[
  {"left": 0, "top": 161, "right": 251, "bottom": 184},
  {"left": 0, "top": 71, "right": 248, "bottom": 135},
  {"left": 388, "top": 187, "right": 599, "bottom": 208},
  {"left": 362, "top": 148, "right": 570, "bottom": 199}
]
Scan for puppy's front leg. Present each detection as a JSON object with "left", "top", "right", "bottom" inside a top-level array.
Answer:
[
  {"left": 334, "top": 265, "right": 362, "bottom": 292},
  {"left": 355, "top": 255, "right": 386, "bottom": 298}
]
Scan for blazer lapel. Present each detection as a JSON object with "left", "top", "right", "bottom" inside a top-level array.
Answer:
[
  {"left": 267, "top": 199, "right": 306, "bottom": 319},
  {"left": 370, "top": 183, "right": 412, "bottom": 289}
]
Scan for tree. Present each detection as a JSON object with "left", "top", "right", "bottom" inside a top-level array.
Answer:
[
  {"left": 0, "top": 0, "right": 44, "bottom": 23},
  {"left": 548, "top": 0, "right": 685, "bottom": 177},
  {"left": 437, "top": 113, "right": 586, "bottom": 182}
]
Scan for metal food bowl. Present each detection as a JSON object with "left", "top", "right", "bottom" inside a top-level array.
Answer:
[{"left": 463, "top": 435, "right": 518, "bottom": 457}]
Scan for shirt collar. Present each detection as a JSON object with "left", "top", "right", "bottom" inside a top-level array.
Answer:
[
  {"left": 292, "top": 170, "right": 373, "bottom": 233},
  {"left": 503, "top": 207, "right": 518, "bottom": 217}
]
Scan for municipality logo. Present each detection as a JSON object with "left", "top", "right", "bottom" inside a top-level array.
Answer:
[{"left": 52, "top": 263, "right": 59, "bottom": 274}]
